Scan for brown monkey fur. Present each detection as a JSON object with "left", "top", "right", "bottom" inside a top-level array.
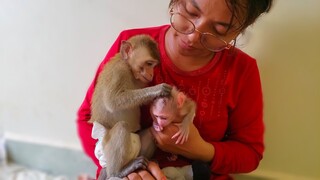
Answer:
[{"left": 89, "top": 34, "right": 172, "bottom": 179}]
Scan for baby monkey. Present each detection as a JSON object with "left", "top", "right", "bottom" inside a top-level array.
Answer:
[
  {"left": 150, "top": 87, "right": 196, "bottom": 144},
  {"left": 89, "top": 34, "right": 172, "bottom": 179},
  {"left": 149, "top": 88, "right": 211, "bottom": 179}
]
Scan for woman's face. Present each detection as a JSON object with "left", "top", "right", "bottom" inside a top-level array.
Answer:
[{"left": 169, "top": 0, "right": 241, "bottom": 57}]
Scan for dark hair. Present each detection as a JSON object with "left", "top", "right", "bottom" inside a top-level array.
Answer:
[{"left": 169, "top": 0, "right": 273, "bottom": 32}]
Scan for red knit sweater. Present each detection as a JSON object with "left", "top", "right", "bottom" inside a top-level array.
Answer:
[{"left": 77, "top": 25, "right": 264, "bottom": 179}]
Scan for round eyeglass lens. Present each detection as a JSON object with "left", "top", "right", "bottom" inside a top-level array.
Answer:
[{"left": 171, "top": 14, "right": 194, "bottom": 34}]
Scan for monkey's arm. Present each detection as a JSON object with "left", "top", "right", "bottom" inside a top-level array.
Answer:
[
  {"left": 105, "top": 83, "right": 172, "bottom": 111},
  {"left": 172, "top": 100, "right": 196, "bottom": 144}
]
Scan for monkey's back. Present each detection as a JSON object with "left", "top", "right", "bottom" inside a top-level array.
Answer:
[{"left": 90, "top": 54, "right": 142, "bottom": 131}]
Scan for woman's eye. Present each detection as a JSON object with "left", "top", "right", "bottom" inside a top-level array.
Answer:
[
  {"left": 186, "top": 3, "right": 200, "bottom": 16},
  {"left": 189, "top": 13, "right": 198, "bottom": 18},
  {"left": 145, "top": 60, "right": 155, "bottom": 67},
  {"left": 185, "top": 9, "right": 198, "bottom": 17}
]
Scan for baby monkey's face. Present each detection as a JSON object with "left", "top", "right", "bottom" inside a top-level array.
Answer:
[{"left": 150, "top": 98, "right": 176, "bottom": 130}]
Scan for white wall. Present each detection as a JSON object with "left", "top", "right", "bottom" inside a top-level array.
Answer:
[
  {"left": 1, "top": 0, "right": 319, "bottom": 179},
  {"left": 0, "top": 0, "right": 168, "bottom": 148},
  {"left": 240, "top": 0, "right": 320, "bottom": 179}
]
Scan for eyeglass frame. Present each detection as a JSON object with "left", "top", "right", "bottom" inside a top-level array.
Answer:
[{"left": 169, "top": 8, "right": 233, "bottom": 52}]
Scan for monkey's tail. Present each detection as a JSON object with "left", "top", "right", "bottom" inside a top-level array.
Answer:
[{"left": 103, "top": 121, "right": 132, "bottom": 178}]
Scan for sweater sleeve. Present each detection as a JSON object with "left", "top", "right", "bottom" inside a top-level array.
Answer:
[
  {"left": 210, "top": 60, "right": 265, "bottom": 174},
  {"left": 76, "top": 31, "right": 128, "bottom": 174}
]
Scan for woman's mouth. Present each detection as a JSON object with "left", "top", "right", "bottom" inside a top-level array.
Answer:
[{"left": 179, "top": 40, "right": 195, "bottom": 50}]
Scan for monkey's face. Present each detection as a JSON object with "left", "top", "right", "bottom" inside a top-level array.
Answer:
[
  {"left": 129, "top": 47, "right": 159, "bottom": 84},
  {"left": 150, "top": 102, "right": 174, "bottom": 129}
]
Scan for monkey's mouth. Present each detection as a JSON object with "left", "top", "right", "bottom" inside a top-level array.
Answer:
[{"left": 141, "top": 75, "right": 152, "bottom": 83}]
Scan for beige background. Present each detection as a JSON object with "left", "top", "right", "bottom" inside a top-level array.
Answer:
[{"left": 1, "top": 0, "right": 319, "bottom": 179}]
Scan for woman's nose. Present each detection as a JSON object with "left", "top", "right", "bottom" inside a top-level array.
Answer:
[
  {"left": 186, "top": 20, "right": 208, "bottom": 45},
  {"left": 186, "top": 29, "right": 201, "bottom": 45}
]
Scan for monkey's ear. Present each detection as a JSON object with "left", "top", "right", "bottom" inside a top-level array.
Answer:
[
  {"left": 120, "top": 40, "right": 132, "bottom": 60},
  {"left": 176, "top": 92, "right": 186, "bottom": 108}
]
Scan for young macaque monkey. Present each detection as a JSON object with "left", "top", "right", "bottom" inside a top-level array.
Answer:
[
  {"left": 150, "top": 87, "right": 196, "bottom": 144},
  {"left": 148, "top": 88, "right": 212, "bottom": 179},
  {"left": 89, "top": 34, "right": 172, "bottom": 179}
]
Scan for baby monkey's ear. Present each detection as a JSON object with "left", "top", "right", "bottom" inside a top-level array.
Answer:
[
  {"left": 176, "top": 92, "right": 186, "bottom": 108},
  {"left": 120, "top": 40, "right": 133, "bottom": 60}
]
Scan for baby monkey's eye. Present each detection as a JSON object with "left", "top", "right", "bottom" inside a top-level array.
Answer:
[
  {"left": 146, "top": 61, "right": 155, "bottom": 67},
  {"left": 160, "top": 117, "right": 168, "bottom": 121}
]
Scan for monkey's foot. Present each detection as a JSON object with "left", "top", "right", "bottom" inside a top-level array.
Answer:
[{"left": 118, "top": 156, "right": 149, "bottom": 178}]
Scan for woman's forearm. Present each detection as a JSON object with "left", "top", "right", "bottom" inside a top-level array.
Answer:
[{"left": 151, "top": 124, "right": 215, "bottom": 162}]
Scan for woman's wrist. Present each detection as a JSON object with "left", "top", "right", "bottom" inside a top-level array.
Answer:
[
  {"left": 200, "top": 141, "right": 215, "bottom": 162},
  {"left": 152, "top": 124, "right": 215, "bottom": 162},
  {"left": 179, "top": 135, "right": 215, "bottom": 162}
]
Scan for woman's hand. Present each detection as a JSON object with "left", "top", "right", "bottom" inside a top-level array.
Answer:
[
  {"left": 151, "top": 123, "right": 215, "bottom": 162},
  {"left": 125, "top": 161, "right": 166, "bottom": 180}
]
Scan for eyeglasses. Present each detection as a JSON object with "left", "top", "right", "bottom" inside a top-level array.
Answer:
[{"left": 169, "top": 9, "right": 232, "bottom": 52}]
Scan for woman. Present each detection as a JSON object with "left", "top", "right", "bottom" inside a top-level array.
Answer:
[{"left": 77, "top": 0, "right": 273, "bottom": 179}]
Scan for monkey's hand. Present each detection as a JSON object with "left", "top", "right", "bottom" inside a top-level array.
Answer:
[
  {"left": 153, "top": 121, "right": 163, "bottom": 132},
  {"left": 171, "top": 123, "right": 190, "bottom": 144},
  {"left": 152, "top": 83, "right": 172, "bottom": 97},
  {"left": 117, "top": 156, "right": 149, "bottom": 178}
]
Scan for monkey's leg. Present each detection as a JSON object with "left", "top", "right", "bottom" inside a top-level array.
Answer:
[
  {"left": 104, "top": 121, "right": 148, "bottom": 178},
  {"left": 104, "top": 121, "right": 131, "bottom": 177},
  {"left": 97, "top": 167, "right": 107, "bottom": 180},
  {"left": 138, "top": 128, "right": 156, "bottom": 159}
]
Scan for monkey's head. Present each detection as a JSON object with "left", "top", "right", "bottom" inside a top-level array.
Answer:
[
  {"left": 150, "top": 97, "right": 176, "bottom": 129},
  {"left": 150, "top": 87, "right": 186, "bottom": 129},
  {"left": 120, "top": 35, "right": 160, "bottom": 85}
]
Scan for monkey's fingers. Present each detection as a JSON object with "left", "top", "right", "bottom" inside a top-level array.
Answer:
[
  {"left": 171, "top": 130, "right": 181, "bottom": 140},
  {"left": 160, "top": 83, "right": 173, "bottom": 97},
  {"left": 120, "top": 156, "right": 149, "bottom": 177},
  {"left": 171, "top": 123, "right": 187, "bottom": 143},
  {"left": 134, "top": 156, "right": 149, "bottom": 170},
  {"left": 177, "top": 133, "right": 188, "bottom": 145},
  {"left": 182, "top": 132, "right": 189, "bottom": 144},
  {"left": 172, "top": 130, "right": 185, "bottom": 144},
  {"left": 176, "top": 129, "right": 190, "bottom": 144}
]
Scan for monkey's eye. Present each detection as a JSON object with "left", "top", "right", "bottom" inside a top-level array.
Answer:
[
  {"left": 155, "top": 115, "right": 167, "bottom": 121},
  {"left": 146, "top": 61, "right": 155, "bottom": 67}
]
